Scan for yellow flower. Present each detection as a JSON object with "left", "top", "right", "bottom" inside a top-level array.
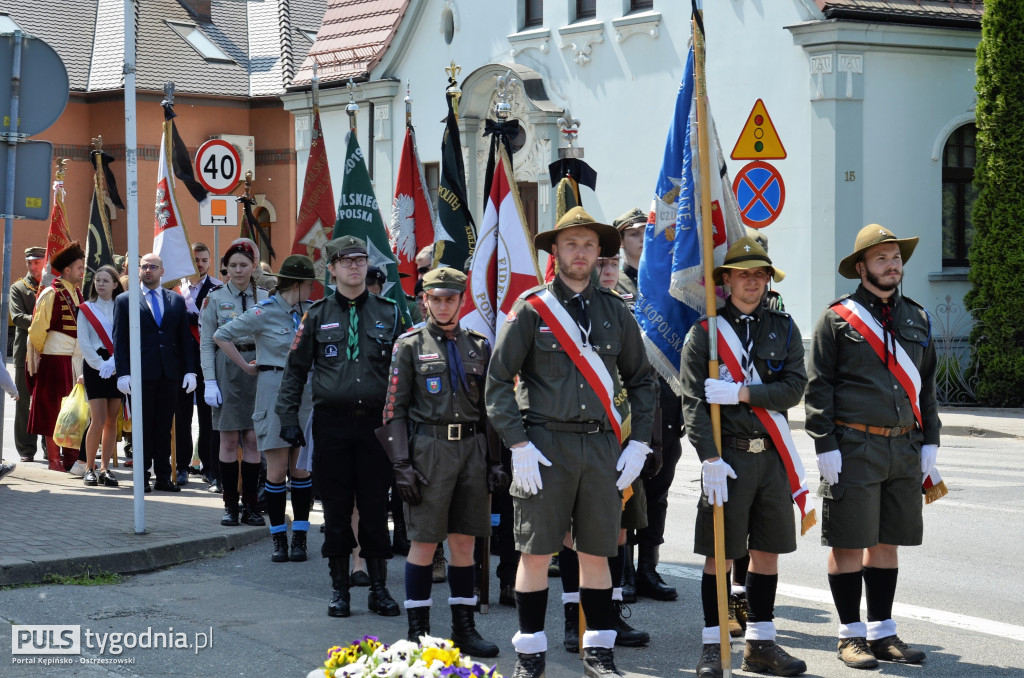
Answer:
[{"left": 422, "top": 647, "right": 460, "bottom": 667}]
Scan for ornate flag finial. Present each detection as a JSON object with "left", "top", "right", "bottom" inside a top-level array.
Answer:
[{"left": 495, "top": 70, "right": 518, "bottom": 120}]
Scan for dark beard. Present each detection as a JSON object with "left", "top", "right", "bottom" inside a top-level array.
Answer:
[
  {"left": 865, "top": 269, "right": 901, "bottom": 292},
  {"left": 557, "top": 256, "right": 595, "bottom": 283}
]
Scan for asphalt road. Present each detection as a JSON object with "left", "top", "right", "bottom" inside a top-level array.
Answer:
[{"left": 2, "top": 432, "right": 1022, "bottom": 677}]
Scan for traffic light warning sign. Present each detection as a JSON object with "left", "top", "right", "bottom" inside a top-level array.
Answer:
[{"left": 731, "top": 99, "right": 786, "bottom": 160}]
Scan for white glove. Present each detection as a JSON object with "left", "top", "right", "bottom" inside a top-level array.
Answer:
[
  {"left": 817, "top": 449, "right": 842, "bottom": 486},
  {"left": 182, "top": 373, "right": 197, "bottom": 394},
  {"left": 704, "top": 378, "right": 742, "bottom": 405},
  {"left": 98, "top": 358, "right": 116, "bottom": 379},
  {"left": 511, "top": 442, "right": 552, "bottom": 496},
  {"left": 920, "top": 444, "right": 938, "bottom": 474},
  {"left": 701, "top": 458, "right": 737, "bottom": 506},
  {"left": 116, "top": 376, "right": 131, "bottom": 395},
  {"left": 204, "top": 379, "right": 222, "bottom": 407},
  {"left": 616, "top": 440, "right": 651, "bottom": 491}
]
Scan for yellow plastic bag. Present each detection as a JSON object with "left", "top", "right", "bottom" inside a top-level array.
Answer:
[{"left": 53, "top": 383, "right": 91, "bottom": 449}]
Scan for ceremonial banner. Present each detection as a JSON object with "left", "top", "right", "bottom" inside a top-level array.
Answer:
[
  {"left": 154, "top": 108, "right": 197, "bottom": 281},
  {"left": 435, "top": 93, "right": 474, "bottom": 270},
  {"left": 332, "top": 130, "right": 411, "bottom": 327},
  {"left": 459, "top": 145, "right": 542, "bottom": 344},
  {"left": 293, "top": 111, "right": 335, "bottom": 300},
  {"left": 390, "top": 123, "right": 447, "bottom": 295},
  {"left": 637, "top": 44, "right": 745, "bottom": 394},
  {"left": 46, "top": 171, "right": 72, "bottom": 267},
  {"left": 84, "top": 150, "right": 123, "bottom": 286}
]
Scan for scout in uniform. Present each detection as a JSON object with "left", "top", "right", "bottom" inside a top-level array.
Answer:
[
  {"left": 376, "top": 267, "right": 507, "bottom": 656},
  {"left": 9, "top": 246, "right": 48, "bottom": 462},
  {"left": 486, "top": 207, "right": 657, "bottom": 678},
  {"left": 805, "top": 225, "right": 940, "bottom": 669},
  {"left": 215, "top": 255, "right": 316, "bottom": 562},
  {"left": 276, "top": 235, "right": 403, "bottom": 619},
  {"left": 681, "top": 237, "right": 810, "bottom": 678}
]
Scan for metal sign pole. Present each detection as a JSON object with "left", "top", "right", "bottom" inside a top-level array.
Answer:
[{"left": 0, "top": 30, "right": 23, "bottom": 456}]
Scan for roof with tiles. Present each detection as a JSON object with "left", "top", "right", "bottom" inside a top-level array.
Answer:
[
  {"left": 816, "top": 0, "right": 984, "bottom": 28},
  {"left": 292, "top": 0, "right": 409, "bottom": 87},
  {"left": 1, "top": 0, "right": 99, "bottom": 92}
]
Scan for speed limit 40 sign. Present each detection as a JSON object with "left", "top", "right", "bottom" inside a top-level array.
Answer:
[{"left": 195, "top": 139, "right": 241, "bottom": 194}]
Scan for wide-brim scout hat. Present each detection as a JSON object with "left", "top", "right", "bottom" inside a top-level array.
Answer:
[
  {"left": 712, "top": 236, "right": 784, "bottom": 286},
  {"left": 325, "top": 235, "right": 367, "bottom": 263},
  {"left": 612, "top": 207, "right": 647, "bottom": 232},
  {"left": 25, "top": 246, "right": 45, "bottom": 260},
  {"left": 422, "top": 266, "right": 467, "bottom": 297},
  {"left": 51, "top": 241, "right": 85, "bottom": 272},
  {"left": 838, "top": 224, "right": 918, "bottom": 279},
  {"left": 276, "top": 254, "right": 315, "bottom": 281},
  {"left": 535, "top": 206, "right": 621, "bottom": 258}
]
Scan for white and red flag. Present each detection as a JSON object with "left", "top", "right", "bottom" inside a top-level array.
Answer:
[
  {"left": 390, "top": 124, "right": 446, "bottom": 296},
  {"left": 153, "top": 110, "right": 196, "bottom": 281},
  {"left": 459, "top": 145, "right": 543, "bottom": 343},
  {"left": 292, "top": 111, "right": 335, "bottom": 300}
]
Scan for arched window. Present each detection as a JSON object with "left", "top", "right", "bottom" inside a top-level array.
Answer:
[{"left": 942, "top": 123, "right": 977, "bottom": 267}]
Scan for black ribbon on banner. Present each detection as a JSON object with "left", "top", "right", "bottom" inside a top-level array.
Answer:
[
  {"left": 481, "top": 118, "right": 521, "bottom": 211},
  {"left": 238, "top": 194, "right": 277, "bottom": 261}
]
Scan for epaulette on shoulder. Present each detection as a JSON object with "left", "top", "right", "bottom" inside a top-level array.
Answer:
[
  {"left": 901, "top": 295, "right": 926, "bottom": 311},
  {"left": 598, "top": 286, "right": 628, "bottom": 305},
  {"left": 306, "top": 297, "right": 328, "bottom": 310},
  {"left": 257, "top": 298, "right": 274, "bottom": 306},
  {"left": 375, "top": 294, "right": 397, "bottom": 305},
  {"left": 397, "top": 326, "right": 424, "bottom": 340},
  {"left": 465, "top": 328, "right": 490, "bottom": 342},
  {"left": 828, "top": 293, "right": 852, "bottom": 307},
  {"left": 765, "top": 307, "right": 791, "bottom": 318},
  {"left": 518, "top": 283, "right": 547, "bottom": 300}
]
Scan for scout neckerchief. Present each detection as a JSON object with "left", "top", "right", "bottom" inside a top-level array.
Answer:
[
  {"left": 524, "top": 287, "right": 623, "bottom": 444},
  {"left": 830, "top": 297, "right": 947, "bottom": 503},
  {"left": 79, "top": 301, "right": 114, "bottom": 354},
  {"left": 706, "top": 316, "right": 817, "bottom": 535}
]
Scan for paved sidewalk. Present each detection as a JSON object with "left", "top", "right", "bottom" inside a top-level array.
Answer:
[{"left": 788, "top": 403, "right": 1024, "bottom": 438}]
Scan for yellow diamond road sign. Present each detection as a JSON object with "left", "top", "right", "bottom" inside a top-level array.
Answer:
[{"left": 731, "top": 99, "right": 787, "bottom": 160}]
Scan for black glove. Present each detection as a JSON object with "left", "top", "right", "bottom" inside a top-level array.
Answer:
[
  {"left": 393, "top": 459, "right": 428, "bottom": 506},
  {"left": 487, "top": 462, "right": 510, "bottom": 493},
  {"left": 641, "top": 443, "right": 663, "bottom": 479},
  {"left": 280, "top": 425, "right": 306, "bottom": 448}
]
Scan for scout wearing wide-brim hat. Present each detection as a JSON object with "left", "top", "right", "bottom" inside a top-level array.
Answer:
[
  {"left": 712, "top": 236, "right": 785, "bottom": 286},
  {"left": 535, "top": 206, "right": 621, "bottom": 258},
  {"left": 612, "top": 207, "right": 646, "bottom": 232},
  {"left": 324, "top": 234, "right": 367, "bottom": 262},
  {"left": 838, "top": 224, "right": 919, "bottom": 279},
  {"left": 276, "top": 254, "right": 315, "bottom": 281},
  {"left": 421, "top": 266, "right": 466, "bottom": 297}
]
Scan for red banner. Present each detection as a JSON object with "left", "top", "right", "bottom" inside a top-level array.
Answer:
[{"left": 292, "top": 111, "right": 336, "bottom": 300}]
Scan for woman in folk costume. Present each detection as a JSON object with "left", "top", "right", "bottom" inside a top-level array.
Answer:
[
  {"left": 201, "top": 239, "right": 269, "bottom": 526},
  {"left": 76, "top": 265, "right": 125, "bottom": 487},
  {"left": 27, "top": 241, "right": 86, "bottom": 472},
  {"left": 215, "top": 254, "right": 315, "bottom": 562}
]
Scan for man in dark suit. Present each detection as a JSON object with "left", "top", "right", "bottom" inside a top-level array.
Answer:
[{"left": 114, "top": 253, "right": 197, "bottom": 492}]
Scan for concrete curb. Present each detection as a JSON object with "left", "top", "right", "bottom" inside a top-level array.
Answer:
[
  {"left": 0, "top": 527, "right": 268, "bottom": 588},
  {"left": 787, "top": 421, "right": 1019, "bottom": 439}
]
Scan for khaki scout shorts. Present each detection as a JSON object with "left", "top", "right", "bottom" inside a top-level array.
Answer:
[
  {"left": 694, "top": 446, "right": 796, "bottom": 560},
  {"left": 405, "top": 431, "right": 491, "bottom": 544},
  {"left": 621, "top": 476, "right": 648, "bottom": 532},
  {"left": 511, "top": 427, "right": 622, "bottom": 558},
  {"left": 818, "top": 427, "right": 923, "bottom": 549}
]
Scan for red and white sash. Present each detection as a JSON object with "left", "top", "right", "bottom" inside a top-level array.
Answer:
[
  {"left": 525, "top": 289, "right": 623, "bottom": 444},
  {"left": 79, "top": 301, "right": 114, "bottom": 355},
  {"left": 706, "top": 318, "right": 817, "bottom": 535},
  {"left": 830, "top": 299, "right": 922, "bottom": 427}
]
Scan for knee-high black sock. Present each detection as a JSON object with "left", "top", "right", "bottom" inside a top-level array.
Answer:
[
  {"left": 265, "top": 481, "right": 288, "bottom": 531},
  {"left": 701, "top": 572, "right": 720, "bottom": 628},
  {"left": 609, "top": 545, "right": 625, "bottom": 589},
  {"left": 559, "top": 547, "right": 579, "bottom": 594},
  {"left": 863, "top": 567, "right": 898, "bottom": 622},
  {"left": 516, "top": 589, "right": 548, "bottom": 634},
  {"left": 828, "top": 571, "right": 864, "bottom": 625},
  {"left": 579, "top": 587, "right": 614, "bottom": 631},
  {"left": 220, "top": 460, "right": 239, "bottom": 506},
  {"left": 733, "top": 554, "right": 750, "bottom": 587},
  {"left": 745, "top": 572, "right": 777, "bottom": 623},
  {"left": 240, "top": 461, "right": 260, "bottom": 504},
  {"left": 290, "top": 476, "right": 313, "bottom": 528},
  {"left": 449, "top": 564, "right": 475, "bottom": 600}
]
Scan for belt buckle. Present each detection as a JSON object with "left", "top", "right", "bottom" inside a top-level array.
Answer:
[
  {"left": 447, "top": 424, "right": 462, "bottom": 441},
  {"left": 748, "top": 438, "right": 765, "bottom": 453},
  {"left": 888, "top": 427, "right": 902, "bottom": 438},
  {"left": 587, "top": 422, "right": 601, "bottom": 435}
]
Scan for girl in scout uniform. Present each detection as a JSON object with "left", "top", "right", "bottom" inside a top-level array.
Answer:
[
  {"left": 201, "top": 240, "right": 268, "bottom": 527},
  {"left": 214, "top": 255, "right": 315, "bottom": 562}
]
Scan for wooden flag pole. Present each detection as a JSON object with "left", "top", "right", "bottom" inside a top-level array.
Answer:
[{"left": 693, "top": 14, "right": 731, "bottom": 676}]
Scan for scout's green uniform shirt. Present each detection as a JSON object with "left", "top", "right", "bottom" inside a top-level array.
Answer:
[
  {"left": 9, "top": 274, "right": 41, "bottom": 362},
  {"left": 213, "top": 294, "right": 306, "bottom": 368},
  {"left": 276, "top": 290, "right": 400, "bottom": 428},
  {"left": 385, "top": 319, "right": 490, "bottom": 427},
  {"left": 805, "top": 285, "right": 940, "bottom": 452},
  {"left": 681, "top": 300, "right": 806, "bottom": 462},
  {"left": 485, "top": 277, "right": 657, "bottom": 447}
]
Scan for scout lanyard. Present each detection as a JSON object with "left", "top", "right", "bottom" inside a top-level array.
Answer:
[
  {"left": 79, "top": 302, "right": 115, "bottom": 354},
  {"left": 706, "top": 318, "right": 816, "bottom": 534},
  {"left": 524, "top": 288, "right": 622, "bottom": 444}
]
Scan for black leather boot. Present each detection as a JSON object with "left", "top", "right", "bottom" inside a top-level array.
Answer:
[
  {"left": 392, "top": 513, "right": 411, "bottom": 557},
  {"left": 271, "top": 532, "right": 289, "bottom": 562},
  {"left": 636, "top": 544, "right": 677, "bottom": 601},
  {"left": 366, "top": 558, "right": 400, "bottom": 616},
  {"left": 512, "top": 651, "right": 546, "bottom": 678},
  {"left": 407, "top": 606, "right": 431, "bottom": 642},
  {"left": 564, "top": 603, "right": 579, "bottom": 653},
  {"left": 612, "top": 601, "right": 650, "bottom": 647},
  {"left": 583, "top": 646, "right": 623, "bottom": 676},
  {"left": 451, "top": 604, "right": 499, "bottom": 658},
  {"left": 240, "top": 503, "right": 266, "bottom": 527},
  {"left": 290, "top": 531, "right": 308, "bottom": 562},
  {"left": 327, "top": 555, "right": 351, "bottom": 617},
  {"left": 621, "top": 543, "right": 637, "bottom": 603}
]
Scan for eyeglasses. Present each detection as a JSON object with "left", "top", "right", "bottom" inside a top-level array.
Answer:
[
  {"left": 332, "top": 256, "right": 368, "bottom": 268},
  {"left": 140, "top": 264, "right": 161, "bottom": 271}
]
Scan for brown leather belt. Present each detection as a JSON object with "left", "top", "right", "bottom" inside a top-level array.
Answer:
[
  {"left": 835, "top": 420, "right": 914, "bottom": 438},
  {"left": 417, "top": 423, "right": 479, "bottom": 441},
  {"left": 721, "top": 436, "right": 774, "bottom": 453}
]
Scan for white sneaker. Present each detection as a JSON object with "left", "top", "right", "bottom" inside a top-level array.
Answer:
[{"left": 69, "top": 460, "right": 87, "bottom": 477}]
